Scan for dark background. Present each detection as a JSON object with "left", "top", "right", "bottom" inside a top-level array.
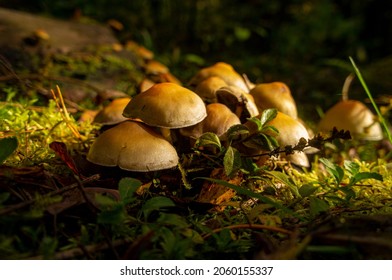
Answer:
[{"left": 1, "top": 0, "right": 391, "bottom": 117}]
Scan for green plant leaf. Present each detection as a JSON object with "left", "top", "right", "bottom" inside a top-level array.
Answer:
[
  {"left": 265, "top": 170, "right": 300, "bottom": 197},
  {"left": 348, "top": 172, "right": 383, "bottom": 187},
  {"left": 248, "top": 116, "right": 263, "bottom": 131},
  {"left": 0, "top": 137, "right": 18, "bottom": 164},
  {"left": 225, "top": 124, "right": 250, "bottom": 141},
  {"left": 340, "top": 187, "right": 356, "bottom": 201},
  {"left": 319, "top": 158, "right": 344, "bottom": 185},
  {"left": 309, "top": 197, "right": 329, "bottom": 217},
  {"left": 118, "top": 177, "right": 141, "bottom": 203},
  {"left": 343, "top": 160, "right": 360, "bottom": 176},
  {"left": 261, "top": 125, "right": 279, "bottom": 135},
  {"left": 142, "top": 196, "right": 175, "bottom": 219},
  {"left": 223, "top": 146, "right": 241, "bottom": 176},
  {"left": 260, "top": 108, "right": 278, "bottom": 127},
  {"left": 194, "top": 132, "right": 222, "bottom": 151},
  {"left": 243, "top": 133, "right": 278, "bottom": 151},
  {"left": 94, "top": 193, "right": 117, "bottom": 208},
  {"left": 97, "top": 204, "right": 126, "bottom": 224},
  {"left": 299, "top": 183, "right": 318, "bottom": 197},
  {"left": 157, "top": 213, "right": 189, "bottom": 228}
]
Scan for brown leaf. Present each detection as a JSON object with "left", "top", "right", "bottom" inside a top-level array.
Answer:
[{"left": 197, "top": 168, "right": 241, "bottom": 211}]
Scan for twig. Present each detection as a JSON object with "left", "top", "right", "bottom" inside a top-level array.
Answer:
[
  {"left": 202, "top": 224, "right": 293, "bottom": 239},
  {"left": 51, "top": 86, "right": 82, "bottom": 140}
]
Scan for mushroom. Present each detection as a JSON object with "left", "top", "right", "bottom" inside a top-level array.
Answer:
[
  {"left": 249, "top": 82, "right": 298, "bottom": 119},
  {"left": 138, "top": 78, "right": 156, "bottom": 93},
  {"left": 215, "top": 85, "right": 259, "bottom": 122},
  {"left": 180, "top": 103, "right": 241, "bottom": 140},
  {"left": 123, "top": 82, "right": 207, "bottom": 142},
  {"left": 194, "top": 76, "right": 228, "bottom": 103},
  {"left": 93, "top": 97, "right": 131, "bottom": 126},
  {"left": 87, "top": 121, "right": 179, "bottom": 171},
  {"left": 143, "top": 60, "right": 182, "bottom": 85},
  {"left": 318, "top": 99, "right": 383, "bottom": 141},
  {"left": 318, "top": 73, "right": 383, "bottom": 141},
  {"left": 189, "top": 62, "right": 249, "bottom": 92},
  {"left": 243, "top": 112, "right": 311, "bottom": 167},
  {"left": 125, "top": 41, "right": 154, "bottom": 61}
]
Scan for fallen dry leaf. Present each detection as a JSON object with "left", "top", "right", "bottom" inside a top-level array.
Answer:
[{"left": 197, "top": 168, "right": 241, "bottom": 211}]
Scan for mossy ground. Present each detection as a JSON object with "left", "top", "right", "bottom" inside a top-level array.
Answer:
[{"left": 0, "top": 42, "right": 392, "bottom": 260}]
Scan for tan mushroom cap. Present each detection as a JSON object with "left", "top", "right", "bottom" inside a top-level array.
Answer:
[
  {"left": 267, "top": 112, "right": 309, "bottom": 146},
  {"left": 189, "top": 62, "right": 249, "bottom": 92},
  {"left": 93, "top": 97, "right": 131, "bottom": 125},
  {"left": 243, "top": 111, "right": 310, "bottom": 167},
  {"left": 250, "top": 82, "right": 298, "bottom": 119},
  {"left": 180, "top": 103, "right": 241, "bottom": 139},
  {"left": 194, "top": 76, "right": 228, "bottom": 103},
  {"left": 123, "top": 82, "right": 207, "bottom": 129},
  {"left": 318, "top": 100, "right": 383, "bottom": 141},
  {"left": 216, "top": 85, "right": 259, "bottom": 121},
  {"left": 87, "top": 121, "right": 179, "bottom": 171}
]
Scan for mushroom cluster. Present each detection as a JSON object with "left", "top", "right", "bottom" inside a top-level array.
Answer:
[{"left": 86, "top": 61, "right": 385, "bottom": 172}]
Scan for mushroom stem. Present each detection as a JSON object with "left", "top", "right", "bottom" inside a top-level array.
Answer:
[
  {"left": 342, "top": 73, "right": 355, "bottom": 101},
  {"left": 160, "top": 127, "right": 173, "bottom": 143}
]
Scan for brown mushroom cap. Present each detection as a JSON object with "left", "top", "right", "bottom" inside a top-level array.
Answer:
[
  {"left": 194, "top": 76, "right": 228, "bottom": 103},
  {"left": 318, "top": 100, "right": 383, "bottom": 141},
  {"left": 216, "top": 85, "right": 259, "bottom": 121},
  {"left": 123, "top": 82, "right": 207, "bottom": 129},
  {"left": 93, "top": 97, "right": 131, "bottom": 125},
  {"left": 243, "top": 111, "right": 310, "bottom": 167},
  {"left": 87, "top": 121, "right": 179, "bottom": 171},
  {"left": 267, "top": 112, "right": 309, "bottom": 146},
  {"left": 180, "top": 103, "right": 241, "bottom": 139},
  {"left": 250, "top": 82, "right": 298, "bottom": 119},
  {"left": 189, "top": 62, "right": 249, "bottom": 92}
]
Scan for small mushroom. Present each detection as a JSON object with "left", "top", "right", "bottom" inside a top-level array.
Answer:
[
  {"left": 93, "top": 97, "right": 131, "bottom": 126},
  {"left": 143, "top": 60, "right": 182, "bottom": 85},
  {"left": 123, "top": 82, "right": 207, "bottom": 142},
  {"left": 123, "top": 82, "right": 206, "bottom": 129},
  {"left": 318, "top": 99, "right": 383, "bottom": 141},
  {"left": 194, "top": 76, "right": 228, "bottom": 103},
  {"left": 249, "top": 82, "right": 298, "bottom": 119},
  {"left": 138, "top": 78, "right": 156, "bottom": 93},
  {"left": 180, "top": 103, "right": 241, "bottom": 140},
  {"left": 87, "top": 121, "right": 179, "bottom": 172},
  {"left": 216, "top": 85, "right": 259, "bottom": 122},
  {"left": 125, "top": 40, "right": 154, "bottom": 60},
  {"left": 189, "top": 62, "right": 249, "bottom": 92}
]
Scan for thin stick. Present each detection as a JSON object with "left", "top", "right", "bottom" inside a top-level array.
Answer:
[
  {"left": 202, "top": 223, "right": 293, "bottom": 239},
  {"left": 50, "top": 86, "right": 82, "bottom": 139}
]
